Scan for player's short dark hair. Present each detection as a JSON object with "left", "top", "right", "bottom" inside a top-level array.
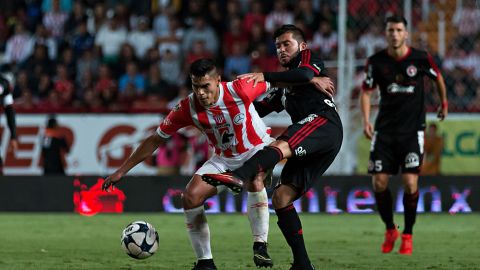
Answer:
[
  {"left": 189, "top": 58, "right": 217, "bottom": 77},
  {"left": 47, "top": 116, "right": 58, "bottom": 129},
  {"left": 385, "top": 15, "right": 408, "bottom": 27},
  {"left": 273, "top": 24, "right": 306, "bottom": 43}
]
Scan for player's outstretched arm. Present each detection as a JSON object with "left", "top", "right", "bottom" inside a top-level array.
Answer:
[
  {"left": 435, "top": 74, "right": 448, "bottom": 121},
  {"left": 4, "top": 104, "right": 18, "bottom": 152},
  {"left": 360, "top": 90, "right": 374, "bottom": 139},
  {"left": 102, "top": 133, "right": 165, "bottom": 191}
]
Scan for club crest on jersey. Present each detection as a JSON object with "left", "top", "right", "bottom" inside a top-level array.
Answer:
[
  {"left": 233, "top": 113, "right": 245, "bottom": 125},
  {"left": 213, "top": 114, "right": 226, "bottom": 125},
  {"left": 406, "top": 65, "right": 417, "bottom": 77},
  {"left": 405, "top": 152, "right": 420, "bottom": 168}
]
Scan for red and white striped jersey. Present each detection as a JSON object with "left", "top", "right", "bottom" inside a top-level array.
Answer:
[{"left": 157, "top": 78, "right": 271, "bottom": 158}]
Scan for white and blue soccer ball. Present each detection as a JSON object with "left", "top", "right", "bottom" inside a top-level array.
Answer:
[{"left": 121, "top": 221, "right": 159, "bottom": 259}]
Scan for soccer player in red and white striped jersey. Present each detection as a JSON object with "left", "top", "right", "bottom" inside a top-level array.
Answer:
[{"left": 103, "top": 59, "right": 275, "bottom": 269}]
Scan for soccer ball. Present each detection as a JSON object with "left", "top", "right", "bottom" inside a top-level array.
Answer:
[{"left": 121, "top": 220, "right": 159, "bottom": 259}]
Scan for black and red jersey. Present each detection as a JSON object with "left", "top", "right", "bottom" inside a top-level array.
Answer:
[
  {"left": 260, "top": 49, "right": 338, "bottom": 123},
  {"left": 362, "top": 47, "right": 441, "bottom": 133}
]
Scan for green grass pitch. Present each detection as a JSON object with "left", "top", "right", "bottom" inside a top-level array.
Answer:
[{"left": 0, "top": 213, "right": 479, "bottom": 270}]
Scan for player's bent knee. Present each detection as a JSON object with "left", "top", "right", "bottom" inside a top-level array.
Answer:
[
  {"left": 246, "top": 178, "right": 265, "bottom": 192},
  {"left": 181, "top": 191, "right": 205, "bottom": 209}
]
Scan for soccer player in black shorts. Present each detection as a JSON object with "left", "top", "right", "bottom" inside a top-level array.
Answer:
[
  {"left": 202, "top": 25, "right": 343, "bottom": 270},
  {"left": 0, "top": 74, "right": 18, "bottom": 174},
  {"left": 360, "top": 15, "right": 448, "bottom": 255}
]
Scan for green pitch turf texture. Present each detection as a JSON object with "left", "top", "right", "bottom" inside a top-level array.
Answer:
[{"left": 0, "top": 213, "right": 478, "bottom": 270}]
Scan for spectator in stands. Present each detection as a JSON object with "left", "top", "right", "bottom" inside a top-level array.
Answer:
[
  {"left": 95, "top": 64, "right": 116, "bottom": 93},
  {"left": 59, "top": 46, "right": 76, "bottom": 79},
  {"left": 184, "top": 40, "right": 214, "bottom": 69},
  {"left": 157, "top": 16, "right": 183, "bottom": 60},
  {"left": 41, "top": 115, "right": 70, "bottom": 175},
  {"left": 145, "top": 63, "right": 175, "bottom": 100},
  {"left": 467, "top": 86, "right": 480, "bottom": 111},
  {"left": 223, "top": 16, "right": 248, "bottom": 56},
  {"left": 12, "top": 70, "right": 32, "bottom": 98},
  {"left": 449, "top": 81, "right": 471, "bottom": 111},
  {"left": 224, "top": 42, "right": 251, "bottom": 80},
  {"left": 250, "top": 43, "right": 279, "bottom": 73},
  {"left": 118, "top": 61, "right": 145, "bottom": 95},
  {"left": 127, "top": 16, "right": 155, "bottom": 59},
  {"left": 36, "top": 73, "right": 53, "bottom": 100},
  {"left": 64, "top": 0, "right": 87, "bottom": 36},
  {"left": 242, "top": 0, "right": 265, "bottom": 35},
  {"left": 421, "top": 123, "right": 443, "bottom": 175},
  {"left": 21, "top": 44, "right": 54, "bottom": 81},
  {"left": 206, "top": 1, "right": 224, "bottom": 37},
  {"left": 76, "top": 48, "right": 99, "bottom": 88},
  {"left": 70, "top": 20, "right": 95, "bottom": 59},
  {"left": 53, "top": 63, "right": 75, "bottom": 106},
  {"left": 14, "top": 89, "right": 38, "bottom": 112},
  {"left": 94, "top": 15, "right": 127, "bottom": 64},
  {"left": 86, "top": 2, "right": 107, "bottom": 34},
  {"left": 311, "top": 20, "right": 338, "bottom": 59},
  {"left": 116, "top": 43, "right": 138, "bottom": 77},
  {"left": 3, "top": 22, "right": 34, "bottom": 65},
  {"left": 42, "top": 0, "right": 68, "bottom": 41},
  {"left": 159, "top": 47, "right": 182, "bottom": 86},
  {"left": 182, "top": 15, "right": 218, "bottom": 55},
  {"left": 264, "top": 0, "right": 294, "bottom": 34},
  {"left": 357, "top": 23, "right": 387, "bottom": 58},
  {"left": 32, "top": 23, "right": 57, "bottom": 60},
  {"left": 453, "top": 0, "right": 480, "bottom": 52},
  {"left": 295, "top": 0, "right": 319, "bottom": 34}
]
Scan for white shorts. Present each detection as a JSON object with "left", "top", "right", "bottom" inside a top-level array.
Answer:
[{"left": 195, "top": 141, "right": 273, "bottom": 193}]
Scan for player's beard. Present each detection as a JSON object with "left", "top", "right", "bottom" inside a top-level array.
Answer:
[{"left": 280, "top": 48, "right": 301, "bottom": 68}]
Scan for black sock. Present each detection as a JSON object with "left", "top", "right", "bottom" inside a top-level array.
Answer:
[
  {"left": 275, "top": 204, "right": 310, "bottom": 267},
  {"left": 403, "top": 191, "right": 419, "bottom": 235},
  {"left": 233, "top": 146, "right": 283, "bottom": 181},
  {"left": 374, "top": 189, "right": 395, "bottom": 230}
]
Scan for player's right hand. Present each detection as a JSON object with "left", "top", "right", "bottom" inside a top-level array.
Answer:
[
  {"left": 310, "top": 77, "right": 335, "bottom": 98},
  {"left": 102, "top": 171, "right": 124, "bottom": 192},
  {"left": 363, "top": 122, "right": 374, "bottom": 140}
]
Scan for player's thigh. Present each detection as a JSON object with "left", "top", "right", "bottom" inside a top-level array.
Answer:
[
  {"left": 398, "top": 131, "right": 424, "bottom": 174},
  {"left": 280, "top": 148, "right": 339, "bottom": 199},
  {"left": 278, "top": 114, "right": 342, "bottom": 159},
  {"left": 368, "top": 132, "right": 398, "bottom": 174}
]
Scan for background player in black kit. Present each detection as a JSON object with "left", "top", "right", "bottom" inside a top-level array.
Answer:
[
  {"left": 203, "top": 25, "right": 343, "bottom": 270},
  {"left": 360, "top": 15, "right": 448, "bottom": 255},
  {"left": 0, "top": 74, "right": 18, "bottom": 174}
]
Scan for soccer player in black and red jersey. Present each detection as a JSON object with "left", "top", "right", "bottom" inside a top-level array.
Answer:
[
  {"left": 202, "top": 24, "right": 343, "bottom": 270},
  {"left": 0, "top": 74, "right": 18, "bottom": 174},
  {"left": 360, "top": 15, "right": 448, "bottom": 255}
]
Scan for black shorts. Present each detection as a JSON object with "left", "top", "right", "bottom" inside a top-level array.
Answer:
[
  {"left": 368, "top": 131, "right": 424, "bottom": 175},
  {"left": 276, "top": 110, "right": 343, "bottom": 198}
]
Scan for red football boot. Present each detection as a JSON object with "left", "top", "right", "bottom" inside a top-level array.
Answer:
[
  {"left": 398, "top": 234, "right": 413, "bottom": 255},
  {"left": 201, "top": 172, "right": 244, "bottom": 194},
  {"left": 381, "top": 227, "right": 399, "bottom": 253}
]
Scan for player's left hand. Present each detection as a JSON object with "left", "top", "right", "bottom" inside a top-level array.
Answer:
[
  {"left": 237, "top": 73, "right": 265, "bottom": 87},
  {"left": 437, "top": 102, "right": 448, "bottom": 121},
  {"left": 8, "top": 139, "right": 18, "bottom": 152},
  {"left": 102, "top": 171, "right": 124, "bottom": 192},
  {"left": 310, "top": 77, "right": 335, "bottom": 98}
]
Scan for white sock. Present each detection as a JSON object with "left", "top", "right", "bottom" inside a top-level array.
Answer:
[
  {"left": 247, "top": 188, "right": 269, "bottom": 243},
  {"left": 184, "top": 206, "right": 212, "bottom": 260}
]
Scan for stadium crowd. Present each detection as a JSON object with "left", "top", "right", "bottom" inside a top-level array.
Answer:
[{"left": 0, "top": 0, "right": 479, "bottom": 114}]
